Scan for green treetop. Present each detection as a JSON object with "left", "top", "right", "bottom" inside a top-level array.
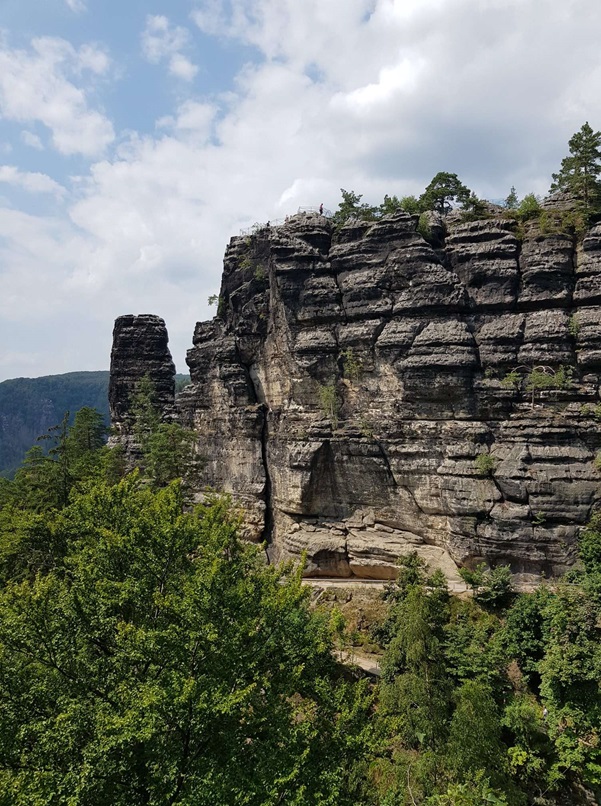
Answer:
[
  {"left": 131, "top": 375, "right": 198, "bottom": 488},
  {"left": 419, "top": 171, "right": 473, "bottom": 214},
  {"left": 505, "top": 185, "right": 519, "bottom": 209},
  {"left": 550, "top": 121, "right": 601, "bottom": 214},
  {"left": 331, "top": 188, "right": 379, "bottom": 227},
  {"left": 0, "top": 478, "right": 372, "bottom": 805}
]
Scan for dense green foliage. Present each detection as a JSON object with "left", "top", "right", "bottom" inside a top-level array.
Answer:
[
  {"left": 0, "top": 478, "right": 372, "bottom": 804},
  {"left": 331, "top": 172, "right": 479, "bottom": 228},
  {"left": 331, "top": 123, "right": 601, "bottom": 237},
  {"left": 0, "top": 412, "right": 373, "bottom": 804},
  {"left": 0, "top": 371, "right": 110, "bottom": 478},
  {"left": 364, "top": 551, "right": 601, "bottom": 805},
  {"left": 130, "top": 375, "right": 199, "bottom": 489},
  {"left": 500, "top": 365, "right": 573, "bottom": 408},
  {"left": 1, "top": 403, "right": 600, "bottom": 804},
  {"left": 0, "top": 371, "right": 190, "bottom": 478},
  {"left": 418, "top": 172, "right": 472, "bottom": 215}
]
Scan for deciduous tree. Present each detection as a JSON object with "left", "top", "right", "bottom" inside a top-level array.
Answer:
[{"left": 0, "top": 479, "right": 371, "bottom": 805}]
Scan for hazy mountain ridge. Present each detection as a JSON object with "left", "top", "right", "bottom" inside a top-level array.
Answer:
[
  {"left": 0, "top": 370, "right": 189, "bottom": 477},
  {"left": 0, "top": 371, "right": 111, "bottom": 478}
]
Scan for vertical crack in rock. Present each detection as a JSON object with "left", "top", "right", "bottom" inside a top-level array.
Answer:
[
  {"left": 235, "top": 344, "right": 274, "bottom": 553},
  {"left": 512, "top": 228, "right": 523, "bottom": 313},
  {"left": 331, "top": 264, "right": 349, "bottom": 324},
  {"left": 403, "top": 484, "right": 427, "bottom": 517},
  {"left": 374, "top": 438, "right": 398, "bottom": 487},
  {"left": 260, "top": 406, "right": 274, "bottom": 553}
]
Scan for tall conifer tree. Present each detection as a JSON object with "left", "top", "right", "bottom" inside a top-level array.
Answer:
[{"left": 550, "top": 122, "right": 601, "bottom": 214}]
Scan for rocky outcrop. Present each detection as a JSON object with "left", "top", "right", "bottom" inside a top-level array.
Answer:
[
  {"left": 111, "top": 213, "right": 601, "bottom": 582},
  {"left": 109, "top": 314, "right": 175, "bottom": 429}
]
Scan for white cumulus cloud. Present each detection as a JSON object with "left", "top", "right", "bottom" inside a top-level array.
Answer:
[
  {"left": 168, "top": 53, "right": 198, "bottom": 81},
  {"left": 0, "top": 165, "right": 65, "bottom": 197},
  {"left": 0, "top": 37, "right": 114, "bottom": 157},
  {"left": 141, "top": 15, "right": 198, "bottom": 81}
]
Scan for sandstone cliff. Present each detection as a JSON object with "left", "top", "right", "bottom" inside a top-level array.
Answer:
[{"left": 110, "top": 211, "right": 601, "bottom": 582}]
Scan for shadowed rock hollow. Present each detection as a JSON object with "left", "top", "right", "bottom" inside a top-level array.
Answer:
[{"left": 109, "top": 211, "right": 601, "bottom": 583}]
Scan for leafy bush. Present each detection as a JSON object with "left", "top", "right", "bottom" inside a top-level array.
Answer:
[
  {"left": 501, "top": 365, "right": 573, "bottom": 406},
  {"left": 501, "top": 370, "right": 521, "bottom": 389},
  {"left": 417, "top": 212, "right": 434, "bottom": 242},
  {"left": 341, "top": 348, "right": 362, "bottom": 382},
  {"left": 475, "top": 452, "right": 496, "bottom": 476},
  {"left": 578, "top": 516, "right": 601, "bottom": 594},
  {"left": 331, "top": 188, "right": 378, "bottom": 227},
  {"left": 399, "top": 194, "right": 421, "bottom": 214},
  {"left": 460, "top": 563, "right": 514, "bottom": 608},
  {"left": 569, "top": 314, "right": 580, "bottom": 337},
  {"left": 318, "top": 381, "right": 339, "bottom": 427},
  {"left": 515, "top": 193, "right": 541, "bottom": 220},
  {"left": 539, "top": 209, "right": 588, "bottom": 237},
  {"left": 526, "top": 365, "right": 572, "bottom": 393}
]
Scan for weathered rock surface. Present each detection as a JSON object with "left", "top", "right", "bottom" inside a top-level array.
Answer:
[
  {"left": 109, "top": 314, "right": 175, "bottom": 427},
  {"left": 110, "top": 212, "right": 601, "bottom": 582}
]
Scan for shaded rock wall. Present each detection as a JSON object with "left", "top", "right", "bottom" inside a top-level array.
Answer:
[
  {"left": 112, "top": 213, "right": 601, "bottom": 582},
  {"left": 109, "top": 314, "right": 175, "bottom": 433}
]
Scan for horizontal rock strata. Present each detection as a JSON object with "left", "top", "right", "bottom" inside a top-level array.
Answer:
[
  {"left": 111, "top": 213, "right": 601, "bottom": 581},
  {"left": 108, "top": 314, "right": 175, "bottom": 450}
]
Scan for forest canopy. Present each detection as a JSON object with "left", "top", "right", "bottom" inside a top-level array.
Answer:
[
  {"left": 331, "top": 122, "right": 601, "bottom": 229},
  {"left": 0, "top": 405, "right": 600, "bottom": 804}
]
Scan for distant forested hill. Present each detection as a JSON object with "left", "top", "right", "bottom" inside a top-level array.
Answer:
[
  {"left": 0, "top": 371, "right": 110, "bottom": 478},
  {"left": 0, "top": 370, "right": 190, "bottom": 477}
]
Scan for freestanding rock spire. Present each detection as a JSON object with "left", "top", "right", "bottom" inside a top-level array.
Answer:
[{"left": 109, "top": 314, "right": 175, "bottom": 428}]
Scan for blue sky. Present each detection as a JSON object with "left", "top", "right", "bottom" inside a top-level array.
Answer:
[{"left": 0, "top": 0, "right": 600, "bottom": 380}]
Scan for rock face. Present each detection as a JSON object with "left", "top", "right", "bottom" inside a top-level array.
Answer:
[
  {"left": 109, "top": 314, "right": 175, "bottom": 431},
  {"left": 110, "top": 213, "right": 601, "bottom": 582}
]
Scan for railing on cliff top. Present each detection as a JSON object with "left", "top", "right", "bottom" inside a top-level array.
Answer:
[{"left": 239, "top": 206, "right": 333, "bottom": 237}]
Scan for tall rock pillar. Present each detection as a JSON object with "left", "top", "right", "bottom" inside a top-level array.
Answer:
[{"left": 108, "top": 314, "right": 175, "bottom": 431}]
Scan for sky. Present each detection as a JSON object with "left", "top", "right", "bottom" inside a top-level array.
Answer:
[{"left": 0, "top": 0, "right": 600, "bottom": 380}]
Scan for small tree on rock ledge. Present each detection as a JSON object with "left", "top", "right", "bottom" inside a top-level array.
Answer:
[
  {"left": 419, "top": 171, "right": 473, "bottom": 214},
  {"left": 550, "top": 122, "right": 601, "bottom": 215}
]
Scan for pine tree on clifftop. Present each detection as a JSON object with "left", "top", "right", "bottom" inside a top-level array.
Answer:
[{"left": 550, "top": 121, "right": 601, "bottom": 215}]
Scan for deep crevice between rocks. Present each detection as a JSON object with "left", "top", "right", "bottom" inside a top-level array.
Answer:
[
  {"left": 233, "top": 342, "right": 275, "bottom": 557},
  {"left": 260, "top": 407, "right": 274, "bottom": 556},
  {"left": 374, "top": 439, "right": 398, "bottom": 488},
  {"left": 330, "top": 263, "right": 349, "bottom": 325}
]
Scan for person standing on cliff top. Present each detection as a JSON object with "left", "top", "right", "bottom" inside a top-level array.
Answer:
[{"left": 319, "top": 203, "right": 323, "bottom": 215}]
